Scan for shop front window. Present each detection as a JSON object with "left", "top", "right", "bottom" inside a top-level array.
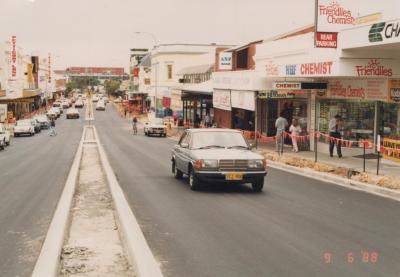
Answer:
[
  {"left": 380, "top": 103, "right": 400, "bottom": 139},
  {"left": 317, "top": 100, "right": 375, "bottom": 141}
]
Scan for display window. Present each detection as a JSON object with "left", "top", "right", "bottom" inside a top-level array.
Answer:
[
  {"left": 317, "top": 99, "right": 375, "bottom": 141},
  {"left": 379, "top": 103, "right": 400, "bottom": 139}
]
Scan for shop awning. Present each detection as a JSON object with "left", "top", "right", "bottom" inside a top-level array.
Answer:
[
  {"left": 177, "top": 64, "right": 213, "bottom": 75},
  {"left": 22, "top": 89, "right": 41, "bottom": 98},
  {"left": 182, "top": 80, "right": 213, "bottom": 94}
]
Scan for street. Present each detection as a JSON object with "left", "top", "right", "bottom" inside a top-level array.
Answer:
[
  {"left": 93, "top": 106, "right": 400, "bottom": 277},
  {"left": 0, "top": 111, "right": 85, "bottom": 277}
]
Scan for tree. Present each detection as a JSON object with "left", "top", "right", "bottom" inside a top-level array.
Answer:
[{"left": 104, "top": 80, "right": 121, "bottom": 95}]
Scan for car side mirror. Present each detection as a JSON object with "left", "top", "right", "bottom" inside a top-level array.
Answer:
[{"left": 180, "top": 143, "right": 189, "bottom": 148}]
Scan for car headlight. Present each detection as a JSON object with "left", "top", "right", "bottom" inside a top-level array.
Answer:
[
  {"left": 248, "top": 159, "right": 265, "bottom": 169},
  {"left": 201, "top": 159, "right": 219, "bottom": 168}
]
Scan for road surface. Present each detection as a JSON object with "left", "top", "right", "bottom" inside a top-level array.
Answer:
[
  {"left": 0, "top": 111, "right": 85, "bottom": 277},
  {"left": 94, "top": 105, "right": 400, "bottom": 277}
]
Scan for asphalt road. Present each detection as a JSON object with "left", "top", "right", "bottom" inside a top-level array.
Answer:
[
  {"left": 93, "top": 106, "right": 400, "bottom": 277},
  {"left": 0, "top": 109, "right": 85, "bottom": 277}
]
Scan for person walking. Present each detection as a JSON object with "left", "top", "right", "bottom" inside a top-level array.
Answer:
[
  {"left": 204, "top": 113, "right": 211, "bottom": 128},
  {"left": 275, "top": 111, "right": 288, "bottom": 154},
  {"left": 49, "top": 117, "right": 57, "bottom": 136},
  {"left": 289, "top": 118, "right": 301, "bottom": 152},
  {"left": 132, "top": 116, "right": 138, "bottom": 135},
  {"left": 329, "top": 114, "right": 343, "bottom": 158}
]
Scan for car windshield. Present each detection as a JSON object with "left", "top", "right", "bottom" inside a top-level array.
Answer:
[
  {"left": 151, "top": 118, "right": 164, "bottom": 125},
  {"left": 17, "top": 120, "right": 31, "bottom": 126},
  {"left": 191, "top": 131, "right": 248, "bottom": 149}
]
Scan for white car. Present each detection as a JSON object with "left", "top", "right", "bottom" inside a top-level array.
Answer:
[
  {"left": 144, "top": 118, "right": 167, "bottom": 137},
  {"left": 92, "top": 95, "right": 99, "bottom": 102},
  {"left": 66, "top": 108, "right": 80, "bottom": 119},
  {"left": 0, "top": 123, "right": 11, "bottom": 149},
  {"left": 61, "top": 101, "right": 70, "bottom": 109},
  {"left": 34, "top": 115, "right": 50, "bottom": 129},
  {"left": 96, "top": 101, "right": 106, "bottom": 111},
  {"left": 75, "top": 99, "right": 84, "bottom": 108},
  {"left": 14, "top": 119, "right": 35, "bottom": 137}
]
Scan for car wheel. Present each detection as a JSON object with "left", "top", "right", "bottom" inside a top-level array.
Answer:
[
  {"left": 189, "top": 167, "right": 201, "bottom": 191},
  {"left": 172, "top": 161, "right": 183, "bottom": 179},
  {"left": 251, "top": 178, "right": 264, "bottom": 192}
]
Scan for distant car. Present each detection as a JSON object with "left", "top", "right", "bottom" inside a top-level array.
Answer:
[
  {"left": 66, "top": 108, "right": 80, "bottom": 119},
  {"left": 46, "top": 109, "right": 58, "bottom": 120},
  {"left": 0, "top": 123, "right": 11, "bottom": 147},
  {"left": 31, "top": 119, "right": 41, "bottom": 133},
  {"left": 52, "top": 101, "right": 61, "bottom": 108},
  {"left": 103, "top": 97, "right": 109, "bottom": 104},
  {"left": 75, "top": 99, "right": 84, "bottom": 108},
  {"left": 171, "top": 129, "right": 267, "bottom": 191},
  {"left": 144, "top": 118, "right": 167, "bottom": 137},
  {"left": 14, "top": 120, "right": 35, "bottom": 137},
  {"left": 113, "top": 98, "right": 122, "bottom": 103},
  {"left": 34, "top": 115, "right": 50, "bottom": 129},
  {"left": 51, "top": 107, "right": 61, "bottom": 117},
  {"left": 95, "top": 101, "right": 106, "bottom": 111},
  {"left": 61, "top": 101, "right": 70, "bottom": 109},
  {"left": 92, "top": 95, "right": 99, "bottom": 102}
]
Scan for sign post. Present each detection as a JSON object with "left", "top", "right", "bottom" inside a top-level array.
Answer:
[{"left": 376, "top": 135, "right": 381, "bottom": 175}]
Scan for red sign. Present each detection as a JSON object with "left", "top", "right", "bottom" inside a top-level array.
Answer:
[
  {"left": 162, "top": 97, "right": 171, "bottom": 108},
  {"left": 11, "top": 36, "right": 17, "bottom": 78},
  {"left": 316, "top": 32, "right": 337, "bottom": 48},
  {"left": 132, "top": 67, "right": 139, "bottom": 77},
  {"left": 355, "top": 59, "right": 393, "bottom": 77},
  {"left": 300, "top": 61, "right": 333, "bottom": 75}
]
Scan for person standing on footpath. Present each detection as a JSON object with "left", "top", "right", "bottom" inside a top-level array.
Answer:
[
  {"left": 329, "top": 114, "right": 343, "bottom": 158},
  {"left": 289, "top": 118, "right": 301, "bottom": 152},
  {"left": 204, "top": 113, "right": 211, "bottom": 128},
  {"left": 275, "top": 111, "right": 288, "bottom": 154}
]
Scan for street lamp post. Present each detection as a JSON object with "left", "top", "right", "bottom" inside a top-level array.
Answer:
[{"left": 133, "top": 32, "right": 159, "bottom": 116}]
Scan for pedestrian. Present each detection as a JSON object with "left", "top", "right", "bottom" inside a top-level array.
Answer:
[
  {"left": 204, "top": 113, "right": 211, "bottom": 128},
  {"left": 49, "top": 117, "right": 57, "bottom": 136},
  {"left": 275, "top": 111, "right": 288, "bottom": 153},
  {"left": 194, "top": 114, "right": 201, "bottom": 128},
  {"left": 124, "top": 107, "right": 128, "bottom": 118},
  {"left": 289, "top": 118, "right": 301, "bottom": 152},
  {"left": 132, "top": 116, "right": 138, "bottom": 135},
  {"left": 329, "top": 114, "right": 343, "bottom": 158}
]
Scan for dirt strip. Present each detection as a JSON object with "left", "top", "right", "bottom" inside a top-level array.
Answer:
[{"left": 59, "top": 127, "right": 134, "bottom": 276}]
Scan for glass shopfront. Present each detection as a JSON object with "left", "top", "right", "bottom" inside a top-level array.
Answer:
[{"left": 317, "top": 99, "right": 376, "bottom": 141}]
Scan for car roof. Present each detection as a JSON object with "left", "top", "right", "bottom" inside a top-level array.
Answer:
[{"left": 186, "top": 128, "right": 242, "bottom": 134}]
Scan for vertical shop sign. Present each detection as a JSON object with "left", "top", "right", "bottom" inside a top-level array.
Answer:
[
  {"left": 48, "top": 53, "right": 51, "bottom": 83},
  {"left": 11, "top": 36, "right": 17, "bottom": 79}
]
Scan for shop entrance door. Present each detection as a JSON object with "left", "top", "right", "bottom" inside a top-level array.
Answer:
[{"left": 266, "top": 100, "right": 278, "bottom": 136}]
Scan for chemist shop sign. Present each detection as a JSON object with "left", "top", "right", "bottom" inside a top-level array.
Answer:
[
  {"left": 327, "top": 79, "right": 388, "bottom": 101},
  {"left": 316, "top": 0, "right": 355, "bottom": 32}
]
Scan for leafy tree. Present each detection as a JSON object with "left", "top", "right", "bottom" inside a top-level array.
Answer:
[{"left": 104, "top": 79, "right": 121, "bottom": 95}]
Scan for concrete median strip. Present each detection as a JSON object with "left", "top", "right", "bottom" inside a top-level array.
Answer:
[{"left": 32, "top": 122, "right": 163, "bottom": 276}]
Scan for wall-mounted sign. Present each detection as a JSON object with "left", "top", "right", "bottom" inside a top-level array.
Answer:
[
  {"left": 258, "top": 90, "right": 295, "bottom": 99},
  {"left": 300, "top": 61, "right": 333, "bottom": 75},
  {"left": 11, "top": 36, "right": 17, "bottom": 79},
  {"left": 265, "top": 60, "right": 279, "bottom": 76},
  {"left": 219, "top": 52, "right": 233, "bottom": 70},
  {"left": 272, "top": 82, "right": 301, "bottom": 90},
  {"left": 327, "top": 79, "right": 387, "bottom": 101},
  {"left": 388, "top": 79, "right": 400, "bottom": 102},
  {"left": 48, "top": 53, "right": 51, "bottom": 83},
  {"left": 285, "top": 64, "right": 297, "bottom": 75},
  {"left": 213, "top": 89, "right": 231, "bottom": 110},
  {"left": 231, "top": 90, "right": 255, "bottom": 111},
  {"left": 355, "top": 59, "right": 392, "bottom": 77},
  {"left": 369, "top": 21, "right": 400, "bottom": 43},
  {"left": 315, "top": 32, "right": 338, "bottom": 48},
  {"left": 316, "top": 0, "right": 355, "bottom": 32}
]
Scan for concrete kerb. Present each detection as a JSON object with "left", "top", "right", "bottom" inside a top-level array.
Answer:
[
  {"left": 31, "top": 126, "right": 87, "bottom": 277},
  {"left": 93, "top": 126, "right": 164, "bottom": 277},
  {"left": 267, "top": 160, "right": 400, "bottom": 202}
]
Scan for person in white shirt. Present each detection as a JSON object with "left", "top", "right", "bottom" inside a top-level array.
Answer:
[
  {"left": 275, "top": 111, "right": 288, "bottom": 153},
  {"left": 328, "top": 114, "right": 343, "bottom": 158},
  {"left": 289, "top": 118, "right": 301, "bottom": 152}
]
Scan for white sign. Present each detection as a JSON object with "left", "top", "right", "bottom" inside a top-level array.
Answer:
[
  {"left": 231, "top": 90, "right": 255, "bottom": 111},
  {"left": 213, "top": 89, "right": 231, "bottom": 111},
  {"left": 316, "top": 0, "right": 356, "bottom": 32},
  {"left": 0, "top": 104, "right": 7, "bottom": 122},
  {"left": 219, "top": 52, "right": 233, "bottom": 70},
  {"left": 272, "top": 82, "right": 302, "bottom": 90},
  {"left": 377, "top": 135, "right": 381, "bottom": 152},
  {"left": 11, "top": 36, "right": 17, "bottom": 79}
]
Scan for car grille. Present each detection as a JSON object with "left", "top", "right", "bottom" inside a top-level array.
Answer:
[
  {"left": 218, "top": 160, "right": 248, "bottom": 171},
  {"left": 152, "top": 128, "right": 165, "bottom": 132}
]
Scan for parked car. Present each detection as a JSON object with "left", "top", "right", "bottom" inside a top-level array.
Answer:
[
  {"left": 144, "top": 118, "right": 167, "bottom": 137},
  {"left": 0, "top": 123, "right": 11, "bottom": 146},
  {"left": 47, "top": 109, "right": 58, "bottom": 119},
  {"left": 75, "top": 99, "right": 84, "bottom": 108},
  {"left": 95, "top": 101, "right": 106, "bottom": 111},
  {"left": 66, "top": 108, "right": 80, "bottom": 119},
  {"left": 171, "top": 129, "right": 267, "bottom": 191},
  {"left": 61, "top": 101, "right": 70, "bottom": 109},
  {"left": 92, "top": 95, "right": 99, "bottom": 102},
  {"left": 14, "top": 119, "right": 35, "bottom": 137},
  {"left": 34, "top": 115, "right": 50, "bottom": 129},
  {"left": 52, "top": 101, "right": 61, "bottom": 108},
  {"left": 31, "top": 119, "right": 41, "bottom": 133},
  {"left": 51, "top": 107, "right": 61, "bottom": 118}
]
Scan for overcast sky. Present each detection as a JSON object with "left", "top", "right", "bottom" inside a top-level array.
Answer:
[{"left": 0, "top": 0, "right": 315, "bottom": 70}]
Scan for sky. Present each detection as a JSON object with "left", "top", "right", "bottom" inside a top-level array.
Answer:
[{"left": 0, "top": 0, "right": 315, "bottom": 71}]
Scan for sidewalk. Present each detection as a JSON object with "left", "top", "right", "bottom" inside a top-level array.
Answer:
[{"left": 256, "top": 142, "right": 400, "bottom": 177}]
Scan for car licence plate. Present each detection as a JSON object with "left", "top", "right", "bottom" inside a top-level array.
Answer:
[{"left": 225, "top": 173, "right": 243, "bottom": 180}]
